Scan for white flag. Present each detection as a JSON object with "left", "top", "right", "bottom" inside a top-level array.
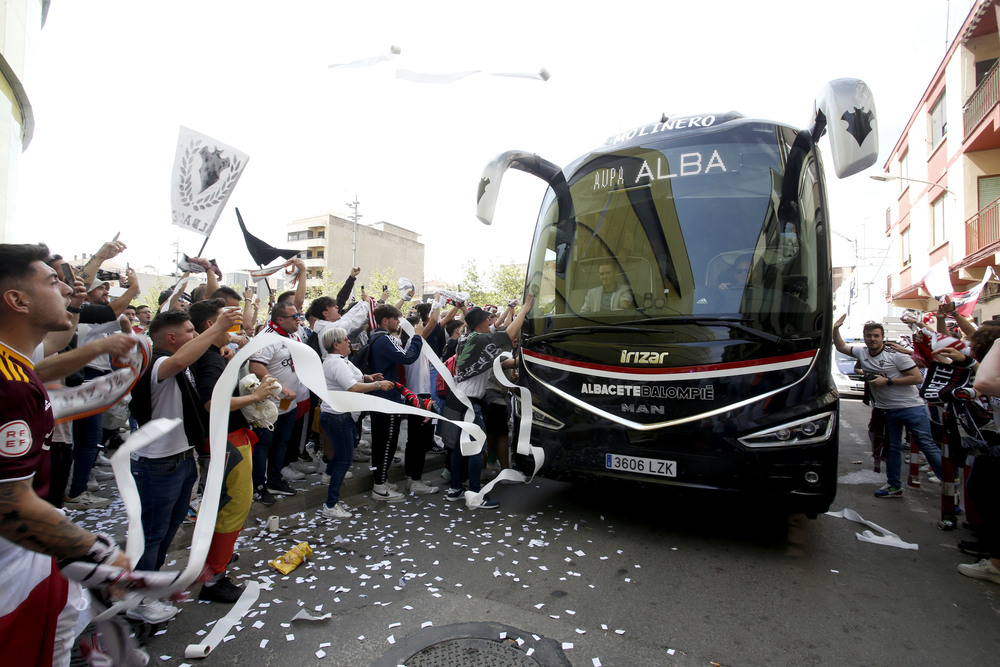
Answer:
[{"left": 170, "top": 126, "right": 249, "bottom": 237}]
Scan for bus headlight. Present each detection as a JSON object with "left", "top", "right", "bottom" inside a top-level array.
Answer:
[
  {"left": 531, "top": 406, "right": 565, "bottom": 430},
  {"left": 738, "top": 411, "right": 836, "bottom": 448}
]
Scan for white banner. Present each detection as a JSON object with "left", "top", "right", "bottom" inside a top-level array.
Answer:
[{"left": 170, "top": 126, "right": 249, "bottom": 237}]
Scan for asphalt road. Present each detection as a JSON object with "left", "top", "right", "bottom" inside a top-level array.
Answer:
[{"left": 75, "top": 399, "right": 1000, "bottom": 666}]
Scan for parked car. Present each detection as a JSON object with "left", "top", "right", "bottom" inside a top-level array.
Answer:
[{"left": 832, "top": 346, "right": 865, "bottom": 399}]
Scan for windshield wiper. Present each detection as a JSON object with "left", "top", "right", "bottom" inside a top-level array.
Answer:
[{"left": 616, "top": 316, "right": 793, "bottom": 347}]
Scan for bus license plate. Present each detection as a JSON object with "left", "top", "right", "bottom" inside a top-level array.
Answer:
[{"left": 605, "top": 454, "right": 676, "bottom": 478}]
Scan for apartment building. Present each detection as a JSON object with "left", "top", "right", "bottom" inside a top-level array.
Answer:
[
  {"left": 285, "top": 213, "right": 424, "bottom": 294},
  {"left": 882, "top": 0, "right": 1000, "bottom": 321}
]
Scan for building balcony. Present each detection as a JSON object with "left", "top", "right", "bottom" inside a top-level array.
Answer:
[
  {"left": 964, "top": 61, "right": 1000, "bottom": 151},
  {"left": 303, "top": 257, "right": 325, "bottom": 269}
]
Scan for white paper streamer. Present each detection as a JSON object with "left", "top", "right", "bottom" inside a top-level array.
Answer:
[
  {"left": 91, "top": 418, "right": 184, "bottom": 622},
  {"left": 396, "top": 68, "right": 550, "bottom": 84},
  {"left": 184, "top": 581, "right": 261, "bottom": 658},
  {"left": 328, "top": 45, "right": 400, "bottom": 69},
  {"left": 824, "top": 508, "right": 918, "bottom": 550}
]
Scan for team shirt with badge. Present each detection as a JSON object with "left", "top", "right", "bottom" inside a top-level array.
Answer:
[
  {"left": 850, "top": 345, "right": 925, "bottom": 410},
  {"left": 0, "top": 343, "right": 53, "bottom": 498}
]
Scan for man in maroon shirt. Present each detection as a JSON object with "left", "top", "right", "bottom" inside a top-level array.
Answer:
[{"left": 0, "top": 243, "right": 130, "bottom": 665}]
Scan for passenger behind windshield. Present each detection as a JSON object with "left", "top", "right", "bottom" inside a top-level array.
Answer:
[{"left": 580, "top": 261, "right": 634, "bottom": 313}]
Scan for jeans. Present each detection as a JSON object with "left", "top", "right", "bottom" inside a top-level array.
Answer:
[
  {"left": 131, "top": 454, "right": 197, "bottom": 572},
  {"left": 69, "top": 368, "right": 109, "bottom": 497},
  {"left": 252, "top": 410, "right": 297, "bottom": 489},
  {"left": 449, "top": 400, "right": 485, "bottom": 493},
  {"left": 885, "top": 405, "right": 943, "bottom": 488},
  {"left": 320, "top": 412, "right": 355, "bottom": 507}
]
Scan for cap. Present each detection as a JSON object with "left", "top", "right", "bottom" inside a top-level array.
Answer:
[
  {"left": 465, "top": 307, "right": 489, "bottom": 331},
  {"left": 88, "top": 280, "right": 110, "bottom": 293}
]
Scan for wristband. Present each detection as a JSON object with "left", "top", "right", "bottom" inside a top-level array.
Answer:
[
  {"left": 66, "top": 305, "right": 82, "bottom": 313},
  {"left": 887, "top": 377, "right": 894, "bottom": 385}
]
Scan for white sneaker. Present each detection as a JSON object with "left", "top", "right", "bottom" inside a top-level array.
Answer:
[
  {"left": 320, "top": 472, "right": 331, "bottom": 484},
  {"left": 87, "top": 477, "right": 101, "bottom": 492},
  {"left": 927, "top": 472, "right": 941, "bottom": 484},
  {"left": 319, "top": 503, "right": 353, "bottom": 519},
  {"left": 957, "top": 559, "right": 1000, "bottom": 584},
  {"left": 345, "top": 470, "right": 353, "bottom": 479},
  {"left": 371, "top": 484, "right": 404, "bottom": 502},
  {"left": 386, "top": 481, "right": 398, "bottom": 491},
  {"left": 407, "top": 479, "right": 440, "bottom": 495},
  {"left": 441, "top": 469, "right": 451, "bottom": 482},
  {"left": 291, "top": 460, "right": 318, "bottom": 474},
  {"left": 65, "top": 491, "right": 111, "bottom": 510},
  {"left": 92, "top": 468, "right": 115, "bottom": 481},
  {"left": 281, "top": 465, "right": 305, "bottom": 481},
  {"left": 126, "top": 597, "right": 179, "bottom": 624},
  {"left": 95, "top": 453, "right": 113, "bottom": 467}
]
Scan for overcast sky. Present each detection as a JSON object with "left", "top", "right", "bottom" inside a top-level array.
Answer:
[{"left": 12, "top": 0, "right": 973, "bottom": 286}]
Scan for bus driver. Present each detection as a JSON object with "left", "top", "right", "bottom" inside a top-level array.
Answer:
[{"left": 580, "top": 261, "right": 633, "bottom": 313}]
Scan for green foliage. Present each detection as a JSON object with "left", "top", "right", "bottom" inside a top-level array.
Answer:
[
  {"left": 305, "top": 269, "right": 346, "bottom": 303},
  {"left": 132, "top": 277, "right": 169, "bottom": 311},
  {"left": 460, "top": 260, "right": 526, "bottom": 307}
]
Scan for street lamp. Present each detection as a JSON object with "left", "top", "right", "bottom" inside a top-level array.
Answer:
[
  {"left": 346, "top": 196, "right": 363, "bottom": 267},
  {"left": 869, "top": 174, "right": 954, "bottom": 195}
]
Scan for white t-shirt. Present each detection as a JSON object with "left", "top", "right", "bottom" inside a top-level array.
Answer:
[
  {"left": 850, "top": 345, "right": 925, "bottom": 410},
  {"left": 320, "top": 353, "right": 363, "bottom": 417},
  {"left": 249, "top": 328, "right": 300, "bottom": 415},
  {"left": 135, "top": 356, "right": 190, "bottom": 458},
  {"left": 405, "top": 355, "right": 431, "bottom": 395}
]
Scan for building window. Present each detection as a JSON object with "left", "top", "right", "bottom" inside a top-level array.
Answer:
[
  {"left": 900, "top": 227, "right": 911, "bottom": 266},
  {"left": 317, "top": 250, "right": 324, "bottom": 258},
  {"left": 898, "top": 150, "right": 908, "bottom": 192},
  {"left": 930, "top": 92, "right": 947, "bottom": 146},
  {"left": 931, "top": 195, "right": 947, "bottom": 247},
  {"left": 978, "top": 175, "right": 1000, "bottom": 210}
]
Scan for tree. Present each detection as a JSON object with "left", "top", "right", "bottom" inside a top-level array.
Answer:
[{"left": 460, "top": 260, "right": 526, "bottom": 307}]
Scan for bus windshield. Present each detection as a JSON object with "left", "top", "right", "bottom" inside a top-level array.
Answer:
[{"left": 526, "top": 122, "right": 824, "bottom": 339}]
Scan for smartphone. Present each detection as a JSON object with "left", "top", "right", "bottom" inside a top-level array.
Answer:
[
  {"left": 382, "top": 284, "right": 388, "bottom": 292},
  {"left": 60, "top": 263, "right": 75, "bottom": 285}
]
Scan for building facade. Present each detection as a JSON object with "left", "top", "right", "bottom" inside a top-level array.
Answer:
[
  {"left": 285, "top": 213, "right": 424, "bottom": 295},
  {"left": 882, "top": 0, "right": 1000, "bottom": 321},
  {"left": 0, "top": 0, "right": 47, "bottom": 242}
]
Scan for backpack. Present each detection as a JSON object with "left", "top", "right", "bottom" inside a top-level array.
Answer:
[
  {"left": 435, "top": 354, "right": 458, "bottom": 398},
  {"left": 350, "top": 330, "right": 388, "bottom": 376}
]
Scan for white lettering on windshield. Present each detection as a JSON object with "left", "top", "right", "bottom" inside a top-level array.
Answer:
[
  {"left": 622, "top": 150, "right": 728, "bottom": 186},
  {"left": 593, "top": 166, "right": 625, "bottom": 190}
]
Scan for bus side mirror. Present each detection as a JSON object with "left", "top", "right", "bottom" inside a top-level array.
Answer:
[
  {"left": 812, "top": 78, "right": 878, "bottom": 179},
  {"left": 476, "top": 151, "right": 564, "bottom": 225}
]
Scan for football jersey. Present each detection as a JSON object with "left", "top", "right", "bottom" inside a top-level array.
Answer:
[{"left": 0, "top": 342, "right": 53, "bottom": 499}]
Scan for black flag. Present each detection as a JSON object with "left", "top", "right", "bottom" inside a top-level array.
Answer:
[{"left": 236, "top": 208, "right": 300, "bottom": 266}]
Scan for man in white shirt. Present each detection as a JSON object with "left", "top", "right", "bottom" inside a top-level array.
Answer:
[
  {"left": 834, "top": 314, "right": 943, "bottom": 498},
  {"left": 127, "top": 308, "right": 239, "bottom": 623}
]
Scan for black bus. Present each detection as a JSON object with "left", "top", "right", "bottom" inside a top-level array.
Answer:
[{"left": 476, "top": 79, "right": 878, "bottom": 516}]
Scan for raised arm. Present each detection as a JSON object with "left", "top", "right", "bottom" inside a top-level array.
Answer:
[
  {"left": 505, "top": 293, "right": 534, "bottom": 343},
  {"left": 832, "top": 314, "right": 852, "bottom": 356}
]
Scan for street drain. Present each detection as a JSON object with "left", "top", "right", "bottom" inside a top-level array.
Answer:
[
  {"left": 402, "top": 637, "right": 541, "bottom": 666},
  {"left": 372, "top": 622, "right": 571, "bottom": 667}
]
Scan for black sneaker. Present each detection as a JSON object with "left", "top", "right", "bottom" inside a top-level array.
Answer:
[
  {"left": 266, "top": 480, "right": 297, "bottom": 496},
  {"left": 959, "top": 539, "right": 990, "bottom": 559},
  {"left": 253, "top": 486, "right": 276, "bottom": 505},
  {"left": 198, "top": 576, "right": 243, "bottom": 603}
]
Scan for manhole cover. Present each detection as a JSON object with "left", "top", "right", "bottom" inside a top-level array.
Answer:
[
  {"left": 372, "top": 622, "right": 571, "bottom": 667},
  {"left": 402, "top": 637, "right": 541, "bottom": 666}
]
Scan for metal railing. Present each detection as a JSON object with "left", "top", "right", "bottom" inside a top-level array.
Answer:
[
  {"left": 965, "top": 60, "right": 1000, "bottom": 138},
  {"left": 966, "top": 196, "right": 1000, "bottom": 255}
]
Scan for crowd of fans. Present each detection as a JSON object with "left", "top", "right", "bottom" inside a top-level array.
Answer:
[{"left": 0, "top": 237, "right": 528, "bottom": 664}]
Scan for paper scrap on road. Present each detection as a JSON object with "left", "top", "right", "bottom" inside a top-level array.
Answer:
[{"left": 825, "top": 507, "right": 919, "bottom": 550}]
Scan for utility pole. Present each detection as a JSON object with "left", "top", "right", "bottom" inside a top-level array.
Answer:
[{"left": 346, "top": 195, "right": 362, "bottom": 268}]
